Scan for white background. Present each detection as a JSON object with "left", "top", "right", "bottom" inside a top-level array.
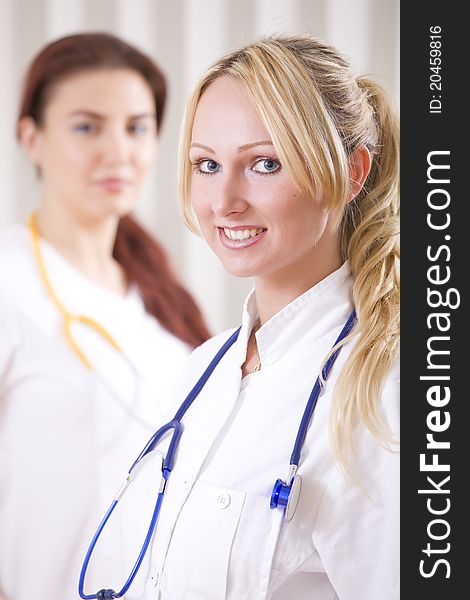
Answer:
[{"left": 0, "top": 0, "right": 399, "bottom": 334}]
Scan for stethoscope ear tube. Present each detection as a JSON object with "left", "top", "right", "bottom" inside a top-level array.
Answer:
[
  {"left": 78, "top": 500, "right": 120, "bottom": 598},
  {"left": 78, "top": 483, "right": 167, "bottom": 599},
  {"left": 79, "top": 420, "right": 182, "bottom": 598},
  {"left": 289, "top": 309, "right": 356, "bottom": 468}
]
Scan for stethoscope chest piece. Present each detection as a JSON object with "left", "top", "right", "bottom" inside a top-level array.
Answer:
[{"left": 270, "top": 474, "right": 302, "bottom": 522}]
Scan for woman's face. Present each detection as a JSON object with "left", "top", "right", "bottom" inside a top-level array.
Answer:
[
  {"left": 23, "top": 68, "right": 157, "bottom": 223},
  {"left": 189, "top": 76, "right": 341, "bottom": 286}
]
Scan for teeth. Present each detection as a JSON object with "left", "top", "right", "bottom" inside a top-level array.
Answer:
[{"left": 223, "top": 228, "right": 264, "bottom": 241}]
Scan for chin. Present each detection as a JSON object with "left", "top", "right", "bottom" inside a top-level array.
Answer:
[
  {"left": 219, "top": 258, "right": 261, "bottom": 279},
  {"left": 102, "top": 197, "right": 137, "bottom": 219}
]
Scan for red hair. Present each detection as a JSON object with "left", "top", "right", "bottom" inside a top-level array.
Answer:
[{"left": 18, "top": 32, "right": 210, "bottom": 347}]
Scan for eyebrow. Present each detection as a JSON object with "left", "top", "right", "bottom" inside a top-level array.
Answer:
[
  {"left": 68, "top": 110, "right": 156, "bottom": 120},
  {"left": 190, "top": 140, "right": 273, "bottom": 154}
]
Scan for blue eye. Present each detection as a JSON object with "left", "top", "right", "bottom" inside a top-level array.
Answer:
[
  {"left": 196, "top": 159, "right": 220, "bottom": 174},
  {"left": 252, "top": 158, "right": 281, "bottom": 174},
  {"left": 73, "top": 122, "right": 97, "bottom": 134},
  {"left": 129, "top": 122, "right": 148, "bottom": 135}
]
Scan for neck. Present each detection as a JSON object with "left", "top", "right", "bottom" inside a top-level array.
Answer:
[
  {"left": 35, "top": 201, "right": 127, "bottom": 295},
  {"left": 254, "top": 250, "right": 343, "bottom": 326}
]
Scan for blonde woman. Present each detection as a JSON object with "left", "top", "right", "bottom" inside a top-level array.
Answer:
[{"left": 90, "top": 34, "right": 399, "bottom": 599}]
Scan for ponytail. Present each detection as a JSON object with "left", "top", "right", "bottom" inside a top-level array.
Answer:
[
  {"left": 332, "top": 78, "right": 400, "bottom": 470},
  {"left": 114, "top": 216, "right": 211, "bottom": 348}
]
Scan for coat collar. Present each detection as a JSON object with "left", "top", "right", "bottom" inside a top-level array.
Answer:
[{"left": 239, "top": 262, "right": 354, "bottom": 368}]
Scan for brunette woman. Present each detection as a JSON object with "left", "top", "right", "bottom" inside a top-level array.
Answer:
[{"left": 0, "top": 33, "right": 209, "bottom": 600}]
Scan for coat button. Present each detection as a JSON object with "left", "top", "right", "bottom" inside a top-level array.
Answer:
[{"left": 216, "top": 493, "right": 231, "bottom": 509}]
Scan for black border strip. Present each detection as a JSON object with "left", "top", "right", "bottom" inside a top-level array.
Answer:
[{"left": 401, "top": 3, "right": 466, "bottom": 596}]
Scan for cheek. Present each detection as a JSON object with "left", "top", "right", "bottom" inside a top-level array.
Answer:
[
  {"left": 39, "top": 147, "right": 88, "bottom": 185},
  {"left": 190, "top": 179, "right": 211, "bottom": 219},
  {"left": 136, "top": 141, "right": 157, "bottom": 170},
  {"left": 191, "top": 202, "right": 211, "bottom": 234},
  {"left": 301, "top": 209, "right": 331, "bottom": 248},
  {"left": 46, "top": 137, "right": 93, "bottom": 171},
  {"left": 277, "top": 195, "right": 328, "bottom": 242}
]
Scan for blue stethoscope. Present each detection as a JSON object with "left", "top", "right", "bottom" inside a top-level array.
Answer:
[{"left": 79, "top": 309, "right": 357, "bottom": 599}]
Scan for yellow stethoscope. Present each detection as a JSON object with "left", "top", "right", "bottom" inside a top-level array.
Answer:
[
  {"left": 28, "top": 212, "right": 152, "bottom": 426},
  {"left": 28, "top": 212, "right": 122, "bottom": 369}
]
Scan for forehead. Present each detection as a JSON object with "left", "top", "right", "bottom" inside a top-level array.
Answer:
[
  {"left": 191, "top": 76, "right": 271, "bottom": 145},
  {"left": 44, "top": 68, "right": 155, "bottom": 116}
]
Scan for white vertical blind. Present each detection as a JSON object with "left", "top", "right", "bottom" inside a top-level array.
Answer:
[
  {"left": 0, "top": 0, "right": 399, "bottom": 334},
  {"left": 46, "top": 0, "right": 86, "bottom": 38},
  {"left": 0, "top": 0, "right": 15, "bottom": 227}
]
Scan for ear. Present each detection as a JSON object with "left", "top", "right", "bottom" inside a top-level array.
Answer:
[
  {"left": 348, "top": 145, "right": 372, "bottom": 202},
  {"left": 17, "top": 116, "right": 43, "bottom": 165}
]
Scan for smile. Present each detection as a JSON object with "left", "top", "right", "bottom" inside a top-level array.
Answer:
[
  {"left": 218, "top": 226, "right": 267, "bottom": 249},
  {"left": 223, "top": 227, "right": 264, "bottom": 241}
]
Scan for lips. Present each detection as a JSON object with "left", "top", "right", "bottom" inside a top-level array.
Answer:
[
  {"left": 218, "top": 226, "right": 267, "bottom": 249},
  {"left": 95, "top": 177, "right": 131, "bottom": 192}
]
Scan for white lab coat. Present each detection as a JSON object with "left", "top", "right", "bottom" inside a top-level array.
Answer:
[
  {"left": 131, "top": 262, "right": 399, "bottom": 600},
  {"left": 0, "top": 225, "right": 191, "bottom": 600}
]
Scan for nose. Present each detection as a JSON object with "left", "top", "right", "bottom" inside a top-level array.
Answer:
[
  {"left": 212, "top": 171, "right": 249, "bottom": 218},
  {"left": 100, "top": 126, "right": 132, "bottom": 164}
]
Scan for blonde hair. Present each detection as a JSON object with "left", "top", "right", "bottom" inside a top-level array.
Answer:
[{"left": 178, "top": 35, "right": 399, "bottom": 471}]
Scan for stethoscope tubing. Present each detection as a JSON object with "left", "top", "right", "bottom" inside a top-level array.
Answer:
[
  {"left": 78, "top": 487, "right": 167, "bottom": 599},
  {"left": 79, "top": 311, "right": 356, "bottom": 599},
  {"left": 290, "top": 309, "right": 356, "bottom": 467},
  {"left": 131, "top": 327, "right": 241, "bottom": 473},
  {"left": 28, "top": 212, "right": 123, "bottom": 370},
  {"left": 79, "top": 328, "right": 241, "bottom": 598}
]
